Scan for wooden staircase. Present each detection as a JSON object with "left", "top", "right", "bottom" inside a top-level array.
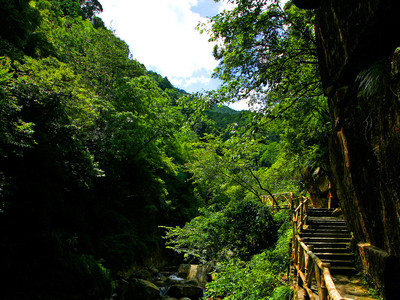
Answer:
[
  {"left": 300, "top": 208, "right": 356, "bottom": 275},
  {"left": 281, "top": 194, "right": 379, "bottom": 299}
]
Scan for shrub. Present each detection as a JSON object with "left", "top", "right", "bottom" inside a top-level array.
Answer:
[
  {"left": 162, "top": 199, "right": 278, "bottom": 262},
  {"left": 204, "top": 221, "right": 292, "bottom": 299}
]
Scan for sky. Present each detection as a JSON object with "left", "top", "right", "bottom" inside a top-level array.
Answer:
[{"left": 98, "top": 0, "right": 249, "bottom": 110}]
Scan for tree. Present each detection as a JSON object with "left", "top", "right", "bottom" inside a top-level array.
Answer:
[
  {"left": 0, "top": 2, "right": 199, "bottom": 298},
  {"left": 49, "top": 0, "right": 103, "bottom": 20},
  {"left": 49, "top": 18, "right": 146, "bottom": 100},
  {"left": 0, "top": 0, "right": 41, "bottom": 56},
  {"left": 199, "top": 0, "right": 330, "bottom": 169},
  {"left": 162, "top": 199, "right": 278, "bottom": 263}
]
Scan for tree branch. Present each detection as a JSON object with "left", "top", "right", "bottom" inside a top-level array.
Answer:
[{"left": 246, "top": 167, "right": 279, "bottom": 207}]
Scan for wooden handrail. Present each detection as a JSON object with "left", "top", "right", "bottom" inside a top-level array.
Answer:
[
  {"left": 261, "top": 192, "right": 294, "bottom": 210},
  {"left": 290, "top": 194, "right": 353, "bottom": 300}
]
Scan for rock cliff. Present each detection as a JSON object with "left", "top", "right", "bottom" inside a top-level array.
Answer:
[{"left": 295, "top": 0, "right": 400, "bottom": 297}]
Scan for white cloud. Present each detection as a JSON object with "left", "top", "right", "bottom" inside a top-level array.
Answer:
[
  {"left": 99, "top": 0, "right": 220, "bottom": 92},
  {"left": 178, "top": 74, "right": 211, "bottom": 87}
]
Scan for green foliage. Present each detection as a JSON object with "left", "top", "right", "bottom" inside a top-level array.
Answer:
[
  {"left": 0, "top": 1, "right": 315, "bottom": 299},
  {"left": 269, "top": 286, "right": 294, "bottom": 300},
  {"left": 202, "top": 0, "right": 320, "bottom": 105},
  {"left": 162, "top": 199, "right": 279, "bottom": 263},
  {"left": 0, "top": 2, "right": 198, "bottom": 299},
  {"left": 206, "top": 106, "right": 252, "bottom": 138},
  {"left": 0, "top": 0, "right": 41, "bottom": 53},
  {"left": 50, "top": 0, "right": 103, "bottom": 20},
  {"left": 204, "top": 216, "right": 292, "bottom": 299},
  {"left": 198, "top": 0, "right": 330, "bottom": 173},
  {"left": 50, "top": 17, "right": 146, "bottom": 99},
  {"left": 3, "top": 230, "right": 113, "bottom": 300},
  {"left": 0, "top": 56, "right": 35, "bottom": 159},
  {"left": 356, "top": 59, "right": 391, "bottom": 100}
]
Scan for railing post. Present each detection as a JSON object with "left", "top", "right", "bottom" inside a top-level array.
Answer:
[
  {"left": 290, "top": 192, "right": 293, "bottom": 209},
  {"left": 292, "top": 237, "right": 298, "bottom": 289},
  {"left": 316, "top": 264, "right": 330, "bottom": 300},
  {"left": 320, "top": 276, "right": 328, "bottom": 300},
  {"left": 300, "top": 200, "right": 304, "bottom": 232},
  {"left": 297, "top": 239, "right": 304, "bottom": 288},
  {"left": 304, "top": 245, "right": 313, "bottom": 285},
  {"left": 314, "top": 263, "right": 322, "bottom": 299},
  {"left": 304, "top": 197, "right": 309, "bottom": 227}
]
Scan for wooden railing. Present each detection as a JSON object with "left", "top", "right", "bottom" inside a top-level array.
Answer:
[
  {"left": 291, "top": 195, "right": 309, "bottom": 236},
  {"left": 261, "top": 192, "right": 293, "bottom": 209},
  {"left": 289, "top": 195, "right": 352, "bottom": 300}
]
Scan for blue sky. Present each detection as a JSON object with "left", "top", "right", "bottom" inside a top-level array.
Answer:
[
  {"left": 192, "top": 0, "right": 224, "bottom": 18},
  {"left": 99, "top": 0, "right": 223, "bottom": 93},
  {"left": 98, "top": 0, "right": 249, "bottom": 110}
]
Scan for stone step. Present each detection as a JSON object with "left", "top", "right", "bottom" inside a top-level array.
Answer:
[
  {"left": 329, "top": 266, "right": 357, "bottom": 275},
  {"left": 307, "top": 221, "right": 347, "bottom": 226},
  {"left": 307, "top": 228, "right": 349, "bottom": 234},
  {"left": 312, "top": 247, "right": 350, "bottom": 252},
  {"left": 308, "top": 209, "right": 334, "bottom": 217},
  {"left": 308, "top": 218, "right": 346, "bottom": 224},
  {"left": 314, "top": 253, "right": 353, "bottom": 260},
  {"left": 300, "top": 232, "right": 351, "bottom": 238},
  {"left": 301, "top": 237, "right": 351, "bottom": 244},
  {"left": 307, "top": 224, "right": 347, "bottom": 229},
  {"left": 306, "top": 244, "right": 351, "bottom": 250},
  {"left": 307, "top": 223, "right": 348, "bottom": 229},
  {"left": 296, "top": 208, "right": 357, "bottom": 276},
  {"left": 308, "top": 213, "right": 334, "bottom": 217},
  {"left": 319, "top": 259, "right": 354, "bottom": 267},
  {"left": 317, "top": 258, "right": 354, "bottom": 267},
  {"left": 302, "top": 230, "right": 351, "bottom": 236}
]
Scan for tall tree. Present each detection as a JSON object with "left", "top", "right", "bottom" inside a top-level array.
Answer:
[
  {"left": 200, "top": 0, "right": 330, "bottom": 168},
  {"left": 49, "top": 0, "right": 103, "bottom": 20},
  {"left": 0, "top": 0, "right": 41, "bottom": 56}
]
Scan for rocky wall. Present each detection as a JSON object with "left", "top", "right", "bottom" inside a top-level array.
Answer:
[{"left": 295, "top": 0, "right": 400, "bottom": 296}]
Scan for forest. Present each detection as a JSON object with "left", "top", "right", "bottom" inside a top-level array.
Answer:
[{"left": 2, "top": 0, "right": 397, "bottom": 299}]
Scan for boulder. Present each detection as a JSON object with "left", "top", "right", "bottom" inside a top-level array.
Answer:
[
  {"left": 302, "top": 166, "right": 332, "bottom": 208},
  {"left": 177, "top": 264, "right": 191, "bottom": 278},
  {"left": 178, "top": 264, "right": 211, "bottom": 287},
  {"left": 168, "top": 284, "right": 203, "bottom": 299},
  {"left": 132, "top": 268, "right": 152, "bottom": 281},
  {"left": 121, "top": 278, "right": 160, "bottom": 300}
]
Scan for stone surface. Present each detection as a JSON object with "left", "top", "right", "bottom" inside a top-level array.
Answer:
[
  {"left": 306, "top": 0, "right": 400, "bottom": 296},
  {"left": 302, "top": 166, "right": 333, "bottom": 208},
  {"left": 358, "top": 243, "right": 400, "bottom": 298},
  {"left": 121, "top": 278, "right": 160, "bottom": 300},
  {"left": 332, "top": 274, "right": 378, "bottom": 300},
  {"left": 132, "top": 268, "right": 152, "bottom": 281},
  {"left": 168, "top": 284, "right": 203, "bottom": 299},
  {"left": 178, "top": 264, "right": 211, "bottom": 287}
]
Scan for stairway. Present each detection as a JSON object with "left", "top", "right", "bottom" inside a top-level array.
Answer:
[{"left": 300, "top": 208, "right": 357, "bottom": 275}]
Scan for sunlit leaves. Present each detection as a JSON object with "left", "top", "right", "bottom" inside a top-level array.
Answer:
[
  {"left": 14, "top": 56, "right": 98, "bottom": 130},
  {"left": 162, "top": 199, "right": 277, "bottom": 263},
  {"left": 50, "top": 17, "right": 145, "bottom": 99},
  {"left": 204, "top": 0, "right": 320, "bottom": 109},
  {"left": 204, "top": 217, "right": 293, "bottom": 299},
  {"left": 196, "top": 0, "right": 330, "bottom": 177},
  {"left": 0, "top": 56, "right": 35, "bottom": 157}
]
